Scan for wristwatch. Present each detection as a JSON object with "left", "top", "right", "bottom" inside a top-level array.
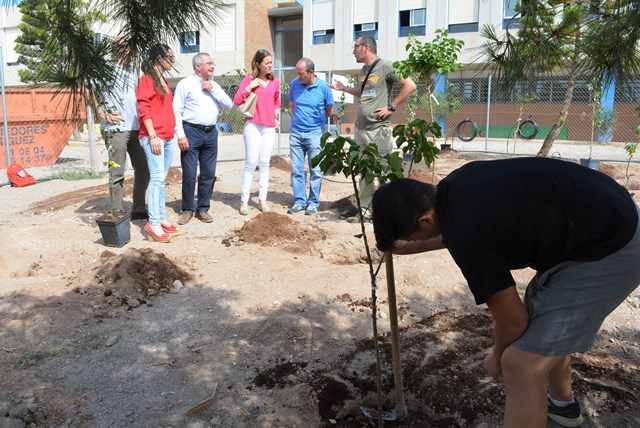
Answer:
[{"left": 387, "top": 104, "right": 396, "bottom": 112}]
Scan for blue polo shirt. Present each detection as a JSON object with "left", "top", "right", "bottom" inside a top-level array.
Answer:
[{"left": 288, "top": 76, "right": 334, "bottom": 132}]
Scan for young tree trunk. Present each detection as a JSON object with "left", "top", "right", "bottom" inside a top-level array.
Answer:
[{"left": 537, "top": 60, "right": 579, "bottom": 157}]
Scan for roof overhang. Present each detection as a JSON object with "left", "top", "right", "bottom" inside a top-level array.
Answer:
[{"left": 268, "top": 5, "right": 303, "bottom": 17}]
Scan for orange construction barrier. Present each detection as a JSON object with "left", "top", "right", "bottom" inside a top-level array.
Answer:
[{"left": 0, "top": 87, "right": 86, "bottom": 169}]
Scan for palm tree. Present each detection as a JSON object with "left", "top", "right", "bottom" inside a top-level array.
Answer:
[{"left": 480, "top": 0, "right": 640, "bottom": 157}]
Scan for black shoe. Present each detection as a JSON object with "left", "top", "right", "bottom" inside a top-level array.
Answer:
[
  {"left": 130, "top": 211, "right": 148, "bottom": 221},
  {"left": 547, "top": 397, "right": 585, "bottom": 427}
]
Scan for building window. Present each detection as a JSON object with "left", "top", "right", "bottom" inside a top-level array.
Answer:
[
  {"left": 312, "top": 0, "right": 335, "bottom": 45},
  {"left": 5, "top": 28, "right": 20, "bottom": 66},
  {"left": 448, "top": 0, "right": 479, "bottom": 33},
  {"left": 503, "top": 0, "right": 521, "bottom": 29},
  {"left": 214, "top": 4, "right": 236, "bottom": 52},
  {"left": 274, "top": 15, "right": 303, "bottom": 68},
  {"left": 313, "top": 29, "right": 335, "bottom": 44},
  {"left": 399, "top": 8, "right": 426, "bottom": 37},
  {"left": 354, "top": 0, "right": 378, "bottom": 39},
  {"left": 179, "top": 31, "right": 199, "bottom": 54},
  {"left": 354, "top": 22, "right": 378, "bottom": 40}
]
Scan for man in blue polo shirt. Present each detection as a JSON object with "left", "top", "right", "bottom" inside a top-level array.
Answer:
[{"left": 286, "top": 58, "right": 334, "bottom": 216}]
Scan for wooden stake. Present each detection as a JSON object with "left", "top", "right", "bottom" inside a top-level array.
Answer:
[{"left": 385, "top": 251, "right": 407, "bottom": 418}]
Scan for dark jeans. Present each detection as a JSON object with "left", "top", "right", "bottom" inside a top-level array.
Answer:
[
  {"left": 102, "top": 130, "right": 149, "bottom": 214},
  {"left": 180, "top": 124, "right": 219, "bottom": 212}
]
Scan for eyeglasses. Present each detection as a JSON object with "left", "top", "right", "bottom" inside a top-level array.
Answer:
[
  {"left": 353, "top": 43, "right": 366, "bottom": 49},
  {"left": 199, "top": 61, "right": 215, "bottom": 66}
]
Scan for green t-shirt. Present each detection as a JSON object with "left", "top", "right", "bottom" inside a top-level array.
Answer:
[{"left": 356, "top": 58, "right": 399, "bottom": 129}]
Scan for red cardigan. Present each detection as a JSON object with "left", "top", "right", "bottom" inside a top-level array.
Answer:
[{"left": 136, "top": 74, "right": 176, "bottom": 140}]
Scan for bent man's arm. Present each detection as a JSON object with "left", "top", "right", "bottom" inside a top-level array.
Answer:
[
  {"left": 484, "top": 286, "right": 529, "bottom": 379},
  {"left": 389, "top": 76, "right": 417, "bottom": 110},
  {"left": 391, "top": 236, "right": 445, "bottom": 254}
]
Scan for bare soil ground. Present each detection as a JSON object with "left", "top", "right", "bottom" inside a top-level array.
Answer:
[{"left": 1, "top": 150, "right": 639, "bottom": 428}]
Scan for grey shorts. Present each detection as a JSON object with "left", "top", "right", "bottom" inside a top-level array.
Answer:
[{"left": 513, "top": 206, "right": 640, "bottom": 356}]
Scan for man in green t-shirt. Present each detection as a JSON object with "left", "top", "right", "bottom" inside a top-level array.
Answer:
[{"left": 330, "top": 35, "right": 416, "bottom": 221}]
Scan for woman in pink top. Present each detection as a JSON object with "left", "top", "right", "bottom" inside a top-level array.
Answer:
[{"left": 233, "top": 49, "right": 281, "bottom": 215}]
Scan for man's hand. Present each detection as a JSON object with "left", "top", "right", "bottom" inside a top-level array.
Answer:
[
  {"left": 98, "top": 109, "right": 123, "bottom": 124},
  {"left": 328, "top": 80, "right": 346, "bottom": 91},
  {"left": 484, "top": 351, "right": 502, "bottom": 381},
  {"left": 178, "top": 137, "right": 189, "bottom": 152},
  {"left": 374, "top": 106, "right": 392, "bottom": 120},
  {"left": 201, "top": 81, "right": 213, "bottom": 92}
]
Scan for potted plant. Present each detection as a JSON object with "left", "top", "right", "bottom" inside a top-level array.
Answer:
[{"left": 96, "top": 111, "right": 131, "bottom": 248}]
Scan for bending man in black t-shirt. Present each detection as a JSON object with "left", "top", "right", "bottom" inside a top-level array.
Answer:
[{"left": 372, "top": 157, "right": 640, "bottom": 428}]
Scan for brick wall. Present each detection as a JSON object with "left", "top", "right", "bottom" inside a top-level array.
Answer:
[{"left": 243, "top": 0, "right": 276, "bottom": 71}]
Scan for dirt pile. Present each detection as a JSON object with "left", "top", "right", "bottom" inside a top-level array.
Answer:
[
  {"left": 235, "top": 212, "right": 326, "bottom": 255},
  {"left": 82, "top": 248, "right": 194, "bottom": 310}
]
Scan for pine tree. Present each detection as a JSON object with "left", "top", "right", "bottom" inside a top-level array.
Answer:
[{"left": 480, "top": 0, "right": 640, "bottom": 156}]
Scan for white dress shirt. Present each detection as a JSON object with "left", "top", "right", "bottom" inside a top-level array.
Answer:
[
  {"left": 173, "top": 74, "right": 233, "bottom": 139},
  {"left": 100, "top": 66, "right": 140, "bottom": 132}
]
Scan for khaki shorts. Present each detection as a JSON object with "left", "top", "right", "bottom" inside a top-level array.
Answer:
[{"left": 513, "top": 206, "right": 640, "bottom": 356}]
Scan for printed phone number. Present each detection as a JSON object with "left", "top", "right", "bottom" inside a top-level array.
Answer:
[{"left": 7, "top": 146, "right": 47, "bottom": 164}]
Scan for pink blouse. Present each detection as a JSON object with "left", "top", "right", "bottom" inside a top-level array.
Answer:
[{"left": 233, "top": 75, "right": 281, "bottom": 127}]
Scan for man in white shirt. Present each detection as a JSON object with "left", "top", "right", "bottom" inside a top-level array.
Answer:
[{"left": 173, "top": 52, "right": 233, "bottom": 224}]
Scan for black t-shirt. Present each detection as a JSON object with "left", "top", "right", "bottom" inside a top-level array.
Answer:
[{"left": 436, "top": 157, "right": 638, "bottom": 304}]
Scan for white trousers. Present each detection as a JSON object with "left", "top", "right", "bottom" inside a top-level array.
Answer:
[{"left": 241, "top": 121, "right": 276, "bottom": 203}]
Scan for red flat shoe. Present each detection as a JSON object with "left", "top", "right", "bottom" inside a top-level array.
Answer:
[
  {"left": 161, "top": 222, "right": 178, "bottom": 233},
  {"left": 145, "top": 223, "right": 171, "bottom": 242}
]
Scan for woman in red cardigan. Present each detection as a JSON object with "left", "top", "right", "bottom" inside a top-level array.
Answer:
[{"left": 136, "top": 44, "right": 177, "bottom": 242}]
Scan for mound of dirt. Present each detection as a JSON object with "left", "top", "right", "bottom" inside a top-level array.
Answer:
[
  {"left": 165, "top": 166, "right": 182, "bottom": 185},
  {"left": 271, "top": 155, "right": 291, "bottom": 173},
  {"left": 235, "top": 212, "right": 326, "bottom": 255},
  {"left": 327, "top": 195, "right": 359, "bottom": 218},
  {"left": 86, "top": 248, "right": 193, "bottom": 310}
]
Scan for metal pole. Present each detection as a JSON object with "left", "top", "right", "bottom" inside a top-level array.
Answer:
[
  {"left": 87, "top": 104, "right": 99, "bottom": 175},
  {"left": 277, "top": 67, "right": 282, "bottom": 156},
  {"left": 0, "top": 47, "right": 11, "bottom": 168},
  {"left": 485, "top": 73, "right": 492, "bottom": 152},
  {"left": 385, "top": 251, "right": 407, "bottom": 418}
]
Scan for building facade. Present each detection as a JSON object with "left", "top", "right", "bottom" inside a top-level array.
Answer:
[
  {"left": 0, "top": 0, "right": 303, "bottom": 84},
  {"left": 304, "top": 0, "right": 518, "bottom": 74}
]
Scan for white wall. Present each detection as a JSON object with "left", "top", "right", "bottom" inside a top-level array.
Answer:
[{"left": 305, "top": 0, "right": 510, "bottom": 73}]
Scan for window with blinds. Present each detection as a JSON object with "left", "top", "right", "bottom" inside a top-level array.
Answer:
[
  {"left": 215, "top": 4, "right": 236, "bottom": 52},
  {"left": 399, "top": 0, "right": 427, "bottom": 37},
  {"left": 5, "top": 28, "right": 19, "bottom": 65},
  {"left": 312, "top": 0, "right": 335, "bottom": 44},
  {"left": 353, "top": 0, "right": 378, "bottom": 39},
  {"left": 448, "top": 0, "right": 479, "bottom": 33}
]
